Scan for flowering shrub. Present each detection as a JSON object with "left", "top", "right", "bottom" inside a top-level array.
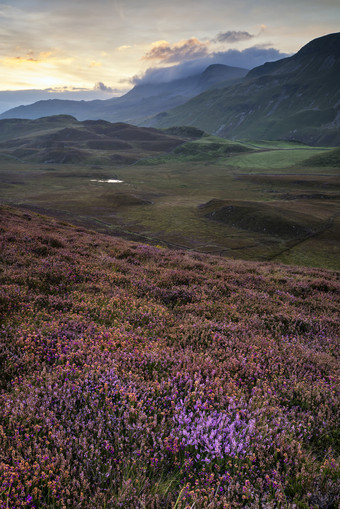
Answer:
[
  {"left": 171, "top": 398, "right": 257, "bottom": 460},
  {"left": 0, "top": 205, "right": 339, "bottom": 508}
]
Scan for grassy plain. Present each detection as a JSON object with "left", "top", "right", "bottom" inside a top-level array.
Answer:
[{"left": 0, "top": 136, "right": 339, "bottom": 270}]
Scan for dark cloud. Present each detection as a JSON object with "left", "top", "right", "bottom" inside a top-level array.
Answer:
[
  {"left": 138, "top": 30, "right": 289, "bottom": 85},
  {"left": 132, "top": 64, "right": 203, "bottom": 85},
  {"left": 143, "top": 38, "right": 209, "bottom": 63},
  {"left": 134, "top": 46, "right": 290, "bottom": 84},
  {"left": 215, "top": 31, "right": 255, "bottom": 43},
  {"left": 213, "top": 46, "right": 290, "bottom": 68},
  {"left": 95, "top": 81, "right": 115, "bottom": 93}
]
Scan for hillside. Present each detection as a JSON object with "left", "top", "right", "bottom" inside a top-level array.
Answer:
[
  {"left": 0, "top": 205, "right": 339, "bottom": 508},
  {"left": 1, "top": 124, "right": 339, "bottom": 270},
  {"left": 152, "top": 33, "right": 340, "bottom": 146},
  {"left": 0, "top": 116, "right": 198, "bottom": 165},
  {"left": 0, "top": 64, "right": 247, "bottom": 125}
]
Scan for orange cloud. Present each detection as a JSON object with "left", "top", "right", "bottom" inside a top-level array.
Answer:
[
  {"left": 2, "top": 51, "right": 53, "bottom": 67},
  {"left": 143, "top": 37, "right": 209, "bottom": 63},
  {"left": 89, "top": 60, "right": 102, "bottom": 67}
]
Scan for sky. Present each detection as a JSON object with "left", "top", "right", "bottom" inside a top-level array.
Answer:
[{"left": 0, "top": 0, "right": 339, "bottom": 110}]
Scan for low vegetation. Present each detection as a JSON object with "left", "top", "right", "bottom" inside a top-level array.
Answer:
[
  {"left": 1, "top": 31, "right": 339, "bottom": 509},
  {"left": 199, "top": 199, "right": 324, "bottom": 239},
  {"left": 0, "top": 206, "right": 339, "bottom": 508},
  {"left": 1, "top": 124, "right": 338, "bottom": 270},
  {"left": 0, "top": 117, "right": 190, "bottom": 165},
  {"left": 302, "top": 148, "right": 340, "bottom": 168}
]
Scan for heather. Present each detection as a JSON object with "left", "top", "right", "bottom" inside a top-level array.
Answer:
[{"left": 0, "top": 206, "right": 339, "bottom": 508}]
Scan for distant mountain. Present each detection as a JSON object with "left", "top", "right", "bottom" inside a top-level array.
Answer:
[
  {"left": 0, "top": 89, "right": 118, "bottom": 115},
  {"left": 151, "top": 33, "right": 340, "bottom": 146},
  {"left": 0, "top": 115, "right": 202, "bottom": 165},
  {"left": 0, "top": 64, "right": 247, "bottom": 124}
]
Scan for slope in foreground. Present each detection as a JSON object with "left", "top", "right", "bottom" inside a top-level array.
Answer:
[{"left": 0, "top": 206, "right": 339, "bottom": 508}]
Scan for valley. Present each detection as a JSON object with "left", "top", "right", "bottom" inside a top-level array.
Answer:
[
  {"left": 0, "top": 117, "right": 339, "bottom": 270},
  {"left": 0, "top": 27, "right": 339, "bottom": 509}
]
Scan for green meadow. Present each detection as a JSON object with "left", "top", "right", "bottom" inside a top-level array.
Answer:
[{"left": 0, "top": 136, "right": 339, "bottom": 270}]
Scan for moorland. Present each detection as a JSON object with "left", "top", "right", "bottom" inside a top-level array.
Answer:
[
  {"left": 0, "top": 116, "right": 339, "bottom": 271},
  {"left": 0, "top": 205, "right": 339, "bottom": 508},
  {"left": 0, "top": 31, "right": 339, "bottom": 509}
]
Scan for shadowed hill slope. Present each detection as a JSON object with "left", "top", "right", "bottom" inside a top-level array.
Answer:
[
  {"left": 0, "top": 115, "right": 199, "bottom": 164},
  {"left": 152, "top": 33, "right": 340, "bottom": 146}
]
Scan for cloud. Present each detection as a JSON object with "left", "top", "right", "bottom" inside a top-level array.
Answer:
[
  {"left": 143, "top": 38, "right": 209, "bottom": 63},
  {"left": 94, "top": 82, "right": 116, "bottom": 93},
  {"left": 89, "top": 60, "right": 102, "bottom": 68},
  {"left": 141, "top": 31, "right": 260, "bottom": 67},
  {"left": 138, "top": 30, "right": 287, "bottom": 79},
  {"left": 213, "top": 46, "right": 290, "bottom": 68},
  {"left": 215, "top": 31, "right": 255, "bottom": 43},
  {"left": 1, "top": 51, "right": 53, "bottom": 67},
  {"left": 134, "top": 45, "right": 290, "bottom": 85}
]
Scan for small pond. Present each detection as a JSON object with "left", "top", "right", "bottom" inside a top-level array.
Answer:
[{"left": 90, "top": 179, "right": 123, "bottom": 183}]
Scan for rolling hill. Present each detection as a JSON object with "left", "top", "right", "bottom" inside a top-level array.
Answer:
[
  {"left": 0, "top": 64, "right": 247, "bottom": 125},
  {"left": 151, "top": 33, "right": 340, "bottom": 146},
  {"left": 0, "top": 115, "right": 203, "bottom": 165}
]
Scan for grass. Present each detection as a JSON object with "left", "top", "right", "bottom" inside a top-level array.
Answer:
[
  {"left": 302, "top": 147, "right": 340, "bottom": 167},
  {"left": 136, "top": 137, "right": 330, "bottom": 173},
  {"left": 137, "top": 136, "right": 253, "bottom": 165},
  {"left": 0, "top": 135, "right": 339, "bottom": 270},
  {"left": 228, "top": 147, "right": 329, "bottom": 171}
]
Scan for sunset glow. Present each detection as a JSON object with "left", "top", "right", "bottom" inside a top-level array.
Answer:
[{"left": 0, "top": 0, "right": 339, "bottom": 95}]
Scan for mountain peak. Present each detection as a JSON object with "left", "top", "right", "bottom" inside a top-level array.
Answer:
[
  {"left": 246, "top": 31, "right": 340, "bottom": 80},
  {"left": 202, "top": 63, "right": 243, "bottom": 74},
  {"left": 296, "top": 32, "right": 340, "bottom": 57},
  {"left": 202, "top": 64, "right": 247, "bottom": 76}
]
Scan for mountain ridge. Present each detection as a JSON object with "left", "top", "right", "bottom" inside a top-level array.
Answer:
[
  {"left": 150, "top": 32, "right": 340, "bottom": 146},
  {"left": 1, "top": 33, "right": 339, "bottom": 145},
  {"left": 0, "top": 64, "right": 247, "bottom": 124}
]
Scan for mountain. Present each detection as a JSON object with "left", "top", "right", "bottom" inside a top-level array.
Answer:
[
  {"left": 0, "top": 115, "right": 202, "bottom": 165},
  {"left": 151, "top": 33, "right": 340, "bottom": 146},
  {"left": 0, "top": 89, "right": 117, "bottom": 115},
  {"left": 0, "top": 64, "right": 247, "bottom": 124},
  {"left": 2, "top": 34, "right": 339, "bottom": 145}
]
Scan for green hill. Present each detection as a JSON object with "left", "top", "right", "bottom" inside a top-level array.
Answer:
[
  {"left": 302, "top": 147, "right": 340, "bottom": 167},
  {"left": 0, "top": 116, "right": 199, "bottom": 164}
]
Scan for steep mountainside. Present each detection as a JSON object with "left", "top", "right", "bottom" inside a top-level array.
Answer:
[
  {"left": 152, "top": 33, "right": 340, "bottom": 146},
  {"left": 0, "top": 64, "right": 247, "bottom": 124}
]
